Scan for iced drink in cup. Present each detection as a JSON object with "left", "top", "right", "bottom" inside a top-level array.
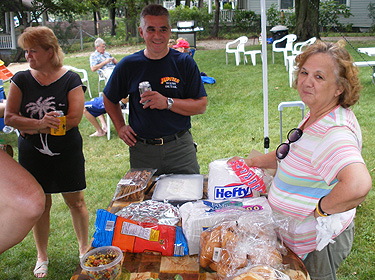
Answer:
[{"left": 139, "top": 81, "right": 152, "bottom": 105}]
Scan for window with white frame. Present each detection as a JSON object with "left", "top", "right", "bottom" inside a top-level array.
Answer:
[{"left": 337, "top": 0, "right": 350, "bottom": 6}]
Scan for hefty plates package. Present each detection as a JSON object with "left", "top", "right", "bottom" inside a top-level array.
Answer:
[
  {"left": 179, "top": 197, "right": 272, "bottom": 255},
  {"left": 92, "top": 209, "right": 188, "bottom": 256},
  {"left": 208, "top": 158, "right": 261, "bottom": 201}
]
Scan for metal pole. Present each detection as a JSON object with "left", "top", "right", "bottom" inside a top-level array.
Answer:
[
  {"left": 260, "top": 0, "right": 269, "bottom": 153},
  {"left": 80, "top": 26, "right": 83, "bottom": 50}
]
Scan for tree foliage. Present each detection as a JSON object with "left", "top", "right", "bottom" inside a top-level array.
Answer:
[
  {"left": 232, "top": 10, "right": 260, "bottom": 34},
  {"left": 169, "top": 5, "right": 211, "bottom": 29},
  {"left": 319, "top": 0, "right": 352, "bottom": 33},
  {"left": 266, "top": 3, "right": 295, "bottom": 30},
  {"left": 368, "top": 3, "right": 375, "bottom": 32}
]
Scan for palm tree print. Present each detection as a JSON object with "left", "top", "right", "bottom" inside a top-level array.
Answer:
[
  {"left": 26, "top": 96, "right": 56, "bottom": 119},
  {"left": 25, "top": 96, "right": 60, "bottom": 156}
]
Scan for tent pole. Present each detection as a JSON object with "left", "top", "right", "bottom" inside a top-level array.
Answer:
[{"left": 260, "top": 0, "right": 269, "bottom": 153}]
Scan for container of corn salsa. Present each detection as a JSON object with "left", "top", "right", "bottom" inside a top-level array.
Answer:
[{"left": 80, "top": 246, "right": 123, "bottom": 280}]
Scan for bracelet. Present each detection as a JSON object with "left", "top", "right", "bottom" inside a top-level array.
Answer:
[
  {"left": 316, "top": 205, "right": 327, "bottom": 217},
  {"left": 316, "top": 196, "right": 330, "bottom": 217}
]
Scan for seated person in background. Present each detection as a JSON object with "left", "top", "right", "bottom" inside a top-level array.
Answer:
[
  {"left": 173, "top": 38, "right": 190, "bottom": 54},
  {"left": 83, "top": 96, "right": 107, "bottom": 137},
  {"left": 168, "top": 39, "right": 176, "bottom": 49},
  {"left": 89, "top": 38, "right": 118, "bottom": 80},
  {"left": 83, "top": 96, "right": 128, "bottom": 137}
]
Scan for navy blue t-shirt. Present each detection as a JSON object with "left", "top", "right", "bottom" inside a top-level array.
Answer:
[{"left": 103, "top": 49, "right": 207, "bottom": 139}]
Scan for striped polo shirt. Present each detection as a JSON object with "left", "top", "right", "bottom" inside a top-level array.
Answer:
[{"left": 268, "top": 105, "right": 364, "bottom": 258}]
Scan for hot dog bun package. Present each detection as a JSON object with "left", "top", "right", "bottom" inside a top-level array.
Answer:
[
  {"left": 179, "top": 197, "right": 273, "bottom": 255},
  {"left": 92, "top": 209, "right": 188, "bottom": 256},
  {"left": 207, "top": 158, "right": 273, "bottom": 202},
  {"left": 198, "top": 209, "right": 290, "bottom": 279}
]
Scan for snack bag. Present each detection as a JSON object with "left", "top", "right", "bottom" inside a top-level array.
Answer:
[{"left": 92, "top": 209, "right": 188, "bottom": 256}]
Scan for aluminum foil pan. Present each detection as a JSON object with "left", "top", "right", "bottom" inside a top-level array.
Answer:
[{"left": 115, "top": 200, "right": 180, "bottom": 226}]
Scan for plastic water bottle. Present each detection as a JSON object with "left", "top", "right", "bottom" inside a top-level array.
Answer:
[{"left": 2, "top": 126, "right": 14, "bottom": 134}]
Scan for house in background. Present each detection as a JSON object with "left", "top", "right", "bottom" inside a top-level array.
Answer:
[{"left": 236, "top": 0, "right": 373, "bottom": 30}]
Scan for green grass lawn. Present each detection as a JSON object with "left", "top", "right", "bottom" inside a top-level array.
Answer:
[{"left": 0, "top": 38, "right": 374, "bottom": 279}]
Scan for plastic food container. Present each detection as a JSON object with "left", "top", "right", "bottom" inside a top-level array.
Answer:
[
  {"left": 152, "top": 174, "right": 204, "bottom": 201},
  {"left": 80, "top": 246, "right": 123, "bottom": 280}
]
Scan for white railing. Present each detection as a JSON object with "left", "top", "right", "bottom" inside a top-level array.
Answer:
[
  {"left": 0, "top": 34, "right": 13, "bottom": 49},
  {"left": 220, "top": 10, "right": 236, "bottom": 22}
]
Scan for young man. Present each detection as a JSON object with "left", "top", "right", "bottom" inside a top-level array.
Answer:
[{"left": 103, "top": 4, "right": 207, "bottom": 175}]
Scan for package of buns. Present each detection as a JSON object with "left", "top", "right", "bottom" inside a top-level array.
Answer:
[
  {"left": 199, "top": 211, "right": 290, "bottom": 279},
  {"left": 180, "top": 197, "right": 273, "bottom": 255},
  {"left": 113, "top": 168, "right": 157, "bottom": 202}
]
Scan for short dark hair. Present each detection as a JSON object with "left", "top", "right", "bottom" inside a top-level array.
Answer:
[{"left": 140, "top": 4, "right": 170, "bottom": 28}]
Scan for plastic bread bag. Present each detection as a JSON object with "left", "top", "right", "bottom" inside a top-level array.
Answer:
[
  {"left": 231, "top": 265, "right": 293, "bottom": 280},
  {"left": 115, "top": 200, "right": 180, "bottom": 226},
  {"left": 180, "top": 197, "right": 273, "bottom": 255},
  {"left": 198, "top": 211, "right": 290, "bottom": 279},
  {"left": 208, "top": 158, "right": 274, "bottom": 202},
  {"left": 113, "top": 168, "right": 157, "bottom": 201}
]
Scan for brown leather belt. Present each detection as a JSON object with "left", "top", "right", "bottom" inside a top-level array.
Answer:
[{"left": 135, "top": 129, "right": 189, "bottom": 145}]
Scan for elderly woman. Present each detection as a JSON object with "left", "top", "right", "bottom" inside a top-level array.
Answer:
[
  {"left": 5, "top": 26, "right": 89, "bottom": 278},
  {"left": 228, "top": 40, "right": 372, "bottom": 280}
]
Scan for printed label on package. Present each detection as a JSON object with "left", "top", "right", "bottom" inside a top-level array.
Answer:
[
  {"left": 121, "top": 221, "right": 151, "bottom": 240},
  {"left": 213, "top": 183, "right": 253, "bottom": 200}
]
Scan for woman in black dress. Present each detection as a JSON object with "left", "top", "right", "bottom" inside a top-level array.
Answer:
[{"left": 5, "top": 26, "right": 89, "bottom": 278}]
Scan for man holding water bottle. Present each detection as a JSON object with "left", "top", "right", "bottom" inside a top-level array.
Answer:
[{"left": 103, "top": 4, "right": 207, "bottom": 176}]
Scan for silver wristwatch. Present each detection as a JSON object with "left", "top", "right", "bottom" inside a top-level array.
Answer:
[{"left": 167, "top": 98, "right": 174, "bottom": 110}]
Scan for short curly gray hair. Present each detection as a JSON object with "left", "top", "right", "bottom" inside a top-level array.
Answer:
[{"left": 94, "top": 38, "right": 105, "bottom": 48}]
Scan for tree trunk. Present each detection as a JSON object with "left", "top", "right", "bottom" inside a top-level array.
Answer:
[
  {"left": 185, "top": 0, "right": 190, "bottom": 8},
  {"left": 211, "top": 0, "right": 220, "bottom": 37},
  {"left": 295, "top": 0, "right": 320, "bottom": 41},
  {"left": 110, "top": 7, "right": 116, "bottom": 36},
  {"left": 198, "top": 0, "right": 204, "bottom": 9},
  {"left": 93, "top": 11, "right": 98, "bottom": 35}
]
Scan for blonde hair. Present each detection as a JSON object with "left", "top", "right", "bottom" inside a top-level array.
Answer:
[
  {"left": 294, "top": 40, "right": 362, "bottom": 108},
  {"left": 18, "top": 26, "right": 64, "bottom": 68}
]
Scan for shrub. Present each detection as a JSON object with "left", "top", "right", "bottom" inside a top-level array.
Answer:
[
  {"left": 223, "top": 3, "right": 233, "bottom": 10},
  {"left": 169, "top": 5, "right": 212, "bottom": 32},
  {"left": 232, "top": 10, "right": 260, "bottom": 34}
]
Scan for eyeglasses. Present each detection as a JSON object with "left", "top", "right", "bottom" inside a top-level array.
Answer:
[{"left": 276, "top": 128, "right": 303, "bottom": 160}]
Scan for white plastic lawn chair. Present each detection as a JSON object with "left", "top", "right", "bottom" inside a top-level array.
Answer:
[
  {"left": 98, "top": 67, "right": 115, "bottom": 93},
  {"left": 272, "top": 34, "right": 297, "bottom": 66},
  {"left": 226, "top": 36, "right": 248, "bottom": 66},
  {"left": 64, "top": 65, "right": 92, "bottom": 98},
  {"left": 106, "top": 102, "right": 129, "bottom": 140},
  {"left": 292, "top": 37, "right": 317, "bottom": 56}
]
